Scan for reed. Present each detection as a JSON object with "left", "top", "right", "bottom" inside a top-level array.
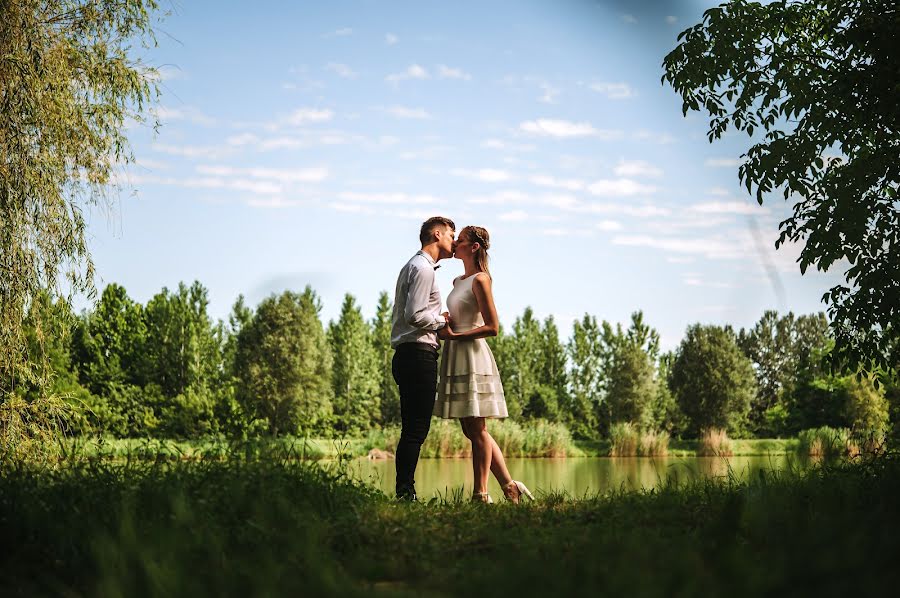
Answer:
[
  {"left": 797, "top": 427, "right": 856, "bottom": 459},
  {"left": 639, "top": 429, "right": 670, "bottom": 457},
  {"left": 609, "top": 422, "right": 640, "bottom": 456},
  {"left": 697, "top": 428, "right": 733, "bottom": 457}
]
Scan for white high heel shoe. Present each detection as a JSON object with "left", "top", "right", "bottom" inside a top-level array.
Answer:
[
  {"left": 472, "top": 491, "right": 494, "bottom": 504},
  {"left": 503, "top": 480, "right": 534, "bottom": 504}
]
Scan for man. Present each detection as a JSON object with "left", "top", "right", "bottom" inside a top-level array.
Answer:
[{"left": 390, "top": 216, "right": 456, "bottom": 500}]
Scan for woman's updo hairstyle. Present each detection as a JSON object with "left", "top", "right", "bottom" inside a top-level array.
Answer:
[{"left": 462, "top": 225, "right": 491, "bottom": 278}]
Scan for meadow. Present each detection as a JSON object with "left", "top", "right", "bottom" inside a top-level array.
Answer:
[{"left": 1, "top": 447, "right": 897, "bottom": 596}]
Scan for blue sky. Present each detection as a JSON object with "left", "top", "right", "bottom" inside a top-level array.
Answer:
[{"left": 90, "top": 0, "right": 846, "bottom": 349}]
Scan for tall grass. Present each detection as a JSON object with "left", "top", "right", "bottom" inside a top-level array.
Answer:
[
  {"left": 609, "top": 423, "right": 669, "bottom": 456},
  {"left": 697, "top": 428, "right": 733, "bottom": 457},
  {"left": 797, "top": 426, "right": 857, "bottom": 459},
  {"left": 639, "top": 429, "right": 670, "bottom": 457},
  {"left": 376, "top": 419, "right": 574, "bottom": 458},
  {"left": 609, "top": 422, "right": 639, "bottom": 456},
  {"left": 2, "top": 447, "right": 899, "bottom": 595}
]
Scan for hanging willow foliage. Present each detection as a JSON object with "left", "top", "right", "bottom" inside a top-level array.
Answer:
[{"left": 0, "top": 0, "right": 161, "bottom": 451}]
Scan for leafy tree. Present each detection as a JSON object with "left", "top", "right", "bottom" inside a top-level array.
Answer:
[
  {"left": 606, "top": 343, "right": 656, "bottom": 427},
  {"left": 72, "top": 283, "right": 147, "bottom": 396},
  {"left": 605, "top": 313, "right": 661, "bottom": 428},
  {"left": 487, "top": 323, "right": 518, "bottom": 418},
  {"left": 329, "top": 294, "right": 380, "bottom": 434},
  {"left": 670, "top": 324, "right": 756, "bottom": 436},
  {"left": 663, "top": 0, "right": 900, "bottom": 372},
  {"left": 234, "top": 288, "right": 332, "bottom": 435},
  {"left": 1, "top": 0, "right": 161, "bottom": 405},
  {"left": 215, "top": 295, "right": 254, "bottom": 435},
  {"left": 525, "top": 316, "right": 568, "bottom": 421},
  {"left": 649, "top": 351, "right": 686, "bottom": 436},
  {"left": 506, "top": 308, "right": 543, "bottom": 420},
  {"left": 565, "top": 315, "right": 604, "bottom": 438},
  {"left": 738, "top": 311, "right": 831, "bottom": 435},
  {"left": 143, "top": 282, "right": 219, "bottom": 399},
  {"left": 371, "top": 292, "right": 400, "bottom": 426}
]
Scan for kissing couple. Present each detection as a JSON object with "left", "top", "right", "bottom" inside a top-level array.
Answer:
[{"left": 390, "top": 216, "right": 534, "bottom": 504}]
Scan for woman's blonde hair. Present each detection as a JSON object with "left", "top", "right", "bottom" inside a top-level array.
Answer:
[{"left": 462, "top": 225, "right": 491, "bottom": 278}]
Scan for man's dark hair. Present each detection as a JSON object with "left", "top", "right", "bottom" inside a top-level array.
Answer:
[{"left": 419, "top": 216, "right": 455, "bottom": 245}]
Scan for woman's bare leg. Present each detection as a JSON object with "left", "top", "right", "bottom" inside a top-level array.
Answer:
[
  {"left": 464, "top": 417, "right": 492, "bottom": 494},
  {"left": 488, "top": 435, "right": 513, "bottom": 487}
]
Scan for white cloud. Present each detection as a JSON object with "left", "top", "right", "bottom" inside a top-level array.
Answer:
[
  {"left": 399, "top": 145, "right": 454, "bottom": 160},
  {"left": 590, "top": 82, "right": 636, "bottom": 100},
  {"left": 689, "top": 201, "right": 767, "bottom": 215},
  {"left": 499, "top": 210, "right": 529, "bottom": 222},
  {"left": 467, "top": 190, "right": 530, "bottom": 205},
  {"left": 666, "top": 256, "right": 695, "bottom": 264},
  {"left": 541, "top": 194, "right": 671, "bottom": 218},
  {"left": 437, "top": 65, "right": 472, "bottom": 80},
  {"left": 337, "top": 191, "right": 441, "bottom": 204},
  {"left": 286, "top": 108, "right": 334, "bottom": 125},
  {"left": 587, "top": 178, "right": 657, "bottom": 197},
  {"left": 539, "top": 83, "right": 561, "bottom": 104},
  {"left": 633, "top": 130, "right": 677, "bottom": 144},
  {"left": 622, "top": 14, "right": 638, "bottom": 24},
  {"left": 152, "top": 106, "right": 216, "bottom": 126},
  {"left": 196, "top": 165, "right": 329, "bottom": 184},
  {"left": 386, "top": 64, "right": 429, "bottom": 83},
  {"left": 529, "top": 174, "right": 584, "bottom": 191},
  {"left": 325, "top": 62, "right": 357, "bottom": 78},
  {"left": 151, "top": 143, "right": 232, "bottom": 160},
  {"left": 481, "top": 139, "right": 536, "bottom": 152},
  {"left": 611, "top": 234, "right": 741, "bottom": 258},
  {"left": 705, "top": 157, "right": 744, "bottom": 167},
  {"left": 666, "top": 15, "right": 678, "bottom": 24},
  {"left": 323, "top": 27, "right": 353, "bottom": 38},
  {"left": 385, "top": 33, "right": 399, "bottom": 45},
  {"left": 596, "top": 220, "right": 623, "bottom": 232},
  {"left": 385, "top": 106, "right": 431, "bottom": 119},
  {"left": 682, "top": 275, "right": 736, "bottom": 289},
  {"left": 519, "top": 119, "right": 620, "bottom": 139},
  {"left": 450, "top": 168, "right": 511, "bottom": 182},
  {"left": 708, "top": 187, "right": 731, "bottom": 196},
  {"left": 613, "top": 160, "right": 663, "bottom": 178}
]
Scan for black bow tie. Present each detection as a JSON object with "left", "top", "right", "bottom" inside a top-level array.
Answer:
[{"left": 434, "top": 264, "right": 440, "bottom": 270}]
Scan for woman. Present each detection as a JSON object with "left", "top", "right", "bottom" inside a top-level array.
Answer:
[{"left": 434, "top": 226, "right": 534, "bottom": 504}]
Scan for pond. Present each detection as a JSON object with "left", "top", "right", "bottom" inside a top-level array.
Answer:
[{"left": 347, "top": 455, "right": 813, "bottom": 499}]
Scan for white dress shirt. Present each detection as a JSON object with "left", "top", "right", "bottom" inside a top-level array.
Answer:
[{"left": 391, "top": 250, "right": 447, "bottom": 348}]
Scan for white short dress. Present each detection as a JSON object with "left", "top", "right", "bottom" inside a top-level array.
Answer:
[{"left": 433, "top": 274, "right": 508, "bottom": 419}]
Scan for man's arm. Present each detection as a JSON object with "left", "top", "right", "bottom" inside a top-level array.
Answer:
[{"left": 404, "top": 263, "right": 446, "bottom": 330}]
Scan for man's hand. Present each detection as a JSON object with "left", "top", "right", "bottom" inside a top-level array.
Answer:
[{"left": 442, "top": 311, "right": 452, "bottom": 328}]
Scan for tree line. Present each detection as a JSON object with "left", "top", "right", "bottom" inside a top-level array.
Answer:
[{"left": 14, "top": 281, "right": 899, "bottom": 441}]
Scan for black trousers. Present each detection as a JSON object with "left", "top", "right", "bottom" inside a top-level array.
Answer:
[{"left": 392, "top": 342, "right": 438, "bottom": 496}]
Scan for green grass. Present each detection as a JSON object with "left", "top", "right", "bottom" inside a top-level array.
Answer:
[
  {"left": 575, "top": 437, "right": 799, "bottom": 457},
  {"left": 61, "top": 433, "right": 808, "bottom": 461},
  {"left": 1, "top": 450, "right": 898, "bottom": 596}
]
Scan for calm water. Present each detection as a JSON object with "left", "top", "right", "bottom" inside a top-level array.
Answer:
[{"left": 347, "top": 455, "right": 812, "bottom": 499}]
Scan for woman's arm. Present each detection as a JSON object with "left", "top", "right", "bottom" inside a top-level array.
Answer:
[{"left": 442, "top": 273, "right": 499, "bottom": 341}]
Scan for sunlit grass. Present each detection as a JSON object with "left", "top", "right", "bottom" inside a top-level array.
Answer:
[{"left": 2, "top": 449, "right": 897, "bottom": 596}]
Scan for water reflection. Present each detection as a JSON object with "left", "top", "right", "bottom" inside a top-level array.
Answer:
[{"left": 348, "top": 455, "right": 811, "bottom": 499}]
